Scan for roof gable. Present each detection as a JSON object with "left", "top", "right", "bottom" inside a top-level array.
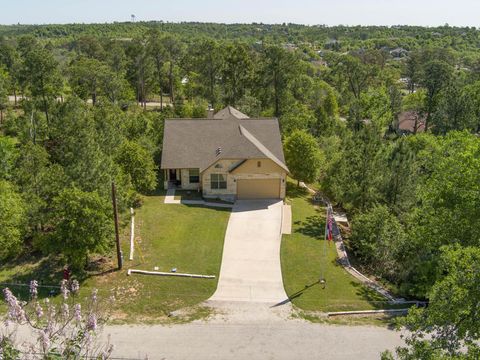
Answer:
[{"left": 213, "top": 106, "right": 250, "bottom": 120}]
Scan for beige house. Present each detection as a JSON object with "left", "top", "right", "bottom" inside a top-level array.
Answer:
[{"left": 160, "top": 106, "right": 289, "bottom": 201}]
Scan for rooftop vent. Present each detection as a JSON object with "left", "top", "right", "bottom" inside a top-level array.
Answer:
[{"left": 215, "top": 147, "right": 222, "bottom": 156}]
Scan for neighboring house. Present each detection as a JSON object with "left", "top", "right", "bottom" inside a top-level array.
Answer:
[
  {"left": 160, "top": 106, "right": 289, "bottom": 201},
  {"left": 389, "top": 47, "right": 409, "bottom": 59},
  {"left": 397, "top": 111, "right": 426, "bottom": 135}
]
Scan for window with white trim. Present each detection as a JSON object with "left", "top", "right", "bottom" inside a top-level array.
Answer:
[{"left": 211, "top": 174, "right": 227, "bottom": 189}]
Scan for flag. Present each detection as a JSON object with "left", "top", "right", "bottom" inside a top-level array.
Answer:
[{"left": 327, "top": 211, "right": 333, "bottom": 241}]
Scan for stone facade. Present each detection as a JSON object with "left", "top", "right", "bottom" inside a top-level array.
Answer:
[
  {"left": 164, "top": 159, "right": 287, "bottom": 200},
  {"left": 202, "top": 158, "right": 286, "bottom": 200}
]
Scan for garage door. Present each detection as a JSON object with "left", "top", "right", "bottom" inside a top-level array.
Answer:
[{"left": 236, "top": 179, "right": 280, "bottom": 199}]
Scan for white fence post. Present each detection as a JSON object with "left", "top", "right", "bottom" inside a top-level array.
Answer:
[{"left": 129, "top": 207, "right": 134, "bottom": 261}]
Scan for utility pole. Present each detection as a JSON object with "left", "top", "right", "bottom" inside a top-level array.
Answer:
[{"left": 111, "top": 182, "right": 123, "bottom": 270}]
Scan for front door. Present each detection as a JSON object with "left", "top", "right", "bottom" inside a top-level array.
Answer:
[{"left": 169, "top": 169, "right": 177, "bottom": 181}]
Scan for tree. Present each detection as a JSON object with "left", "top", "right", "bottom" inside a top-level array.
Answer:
[
  {"left": 126, "top": 39, "right": 154, "bottom": 108},
  {"left": 420, "top": 60, "right": 453, "bottom": 131},
  {"left": 0, "top": 180, "right": 26, "bottom": 260},
  {"left": 0, "top": 135, "right": 17, "bottom": 180},
  {"left": 69, "top": 57, "right": 107, "bottom": 105},
  {"left": 115, "top": 140, "right": 157, "bottom": 193},
  {"left": 384, "top": 246, "right": 480, "bottom": 359},
  {"left": 404, "top": 51, "right": 421, "bottom": 93},
  {"left": 310, "top": 80, "right": 339, "bottom": 137},
  {"left": 258, "top": 46, "right": 302, "bottom": 116},
  {"left": 161, "top": 35, "right": 184, "bottom": 105},
  {"left": 403, "top": 131, "right": 480, "bottom": 297},
  {"left": 189, "top": 39, "right": 223, "bottom": 106},
  {"left": 0, "top": 37, "right": 20, "bottom": 106},
  {"left": 432, "top": 79, "right": 477, "bottom": 134},
  {"left": 69, "top": 57, "right": 131, "bottom": 105},
  {"left": 327, "top": 125, "right": 385, "bottom": 211},
  {"left": 147, "top": 30, "right": 167, "bottom": 109},
  {"left": 221, "top": 43, "right": 252, "bottom": 106},
  {"left": 18, "top": 36, "right": 62, "bottom": 131},
  {"left": 284, "top": 130, "right": 322, "bottom": 185},
  {"left": 350, "top": 205, "right": 406, "bottom": 282},
  {"left": 47, "top": 187, "right": 113, "bottom": 270},
  {"left": 279, "top": 103, "right": 316, "bottom": 136},
  {"left": 0, "top": 66, "right": 9, "bottom": 123}
]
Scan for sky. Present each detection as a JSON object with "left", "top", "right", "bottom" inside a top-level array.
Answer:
[{"left": 1, "top": 0, "right": 479, "bottom": 27}]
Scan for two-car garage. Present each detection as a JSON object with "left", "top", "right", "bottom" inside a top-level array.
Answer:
[{"left": 236, "top": 179, "right": 281, "bottom": 200}]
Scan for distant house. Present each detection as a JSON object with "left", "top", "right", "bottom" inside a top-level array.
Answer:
[
  {"left": 397, "top": 111, "right": 426, "bottom": 134},
  {"left": 389, "top": 47, "right": 409, "bottom": 59},
  {"left": 160, "top": 106, "right": 289, "bottom": 201}
]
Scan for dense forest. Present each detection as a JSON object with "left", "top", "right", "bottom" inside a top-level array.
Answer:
[{"left": 0, "top": 21, "right": 479, "bottom": 358}]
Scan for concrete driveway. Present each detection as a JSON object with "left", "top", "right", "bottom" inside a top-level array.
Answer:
[{"left": 209, "top": 199, "right": 288, "bottom": 304}]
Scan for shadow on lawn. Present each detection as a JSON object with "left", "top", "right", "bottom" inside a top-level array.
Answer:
[
  {"left": 0, "top": 255, "right": 65, "bottom": 299},
  {"left": 349, "top": 280, "right": 394, "bottom": 310},
  {"left": 0, "top": 253, "right": 120, "bottom": 301},
  {"left": 286, "top": 182, "right": 309, "bottom": 198},
  {"left": 294, "top": 214, "right": 325, "bottom": 238},
  {"left": 271, "top": 280, "right": 320, "bottom": 307}
]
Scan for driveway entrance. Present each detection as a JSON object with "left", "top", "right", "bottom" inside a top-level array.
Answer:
[{"left": 209, "top": 200, "right": 287, "bottom": 303}]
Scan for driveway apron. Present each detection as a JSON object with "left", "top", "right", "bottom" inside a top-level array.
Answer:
[{"left": 209, "top": 199, "right": 288, "bottom": 304}]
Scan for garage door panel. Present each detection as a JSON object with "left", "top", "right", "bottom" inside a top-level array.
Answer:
[{"left": 237, "top": 179, "right": 280, "bottom": 199}]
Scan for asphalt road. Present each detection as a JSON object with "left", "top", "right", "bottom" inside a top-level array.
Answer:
[{"left": 104, "top": 320, "right": 405, "bottom": 360}]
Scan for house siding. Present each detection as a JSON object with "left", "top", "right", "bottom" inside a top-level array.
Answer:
[
  {"left": 180, "top": 169, "right": 200, "bottom": 190},
  {"left": 202, "top": 159, "right": 286, "bottom": 200}
]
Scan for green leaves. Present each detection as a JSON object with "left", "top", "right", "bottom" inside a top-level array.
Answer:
[
  {"left": 0, "top": 180, "right": 26, "bottom": 260},
  {"left": 47, "top": 187, "right": 113, "bottom": 271},
  {"left": 391, "top": 246, "right": 480, "bottom": 359},
  {"left": 115, "top": 140, "right": 157, "bottom": 193},
  {"left": 284, "top": 130, "right": 322, "bottom": 184}
]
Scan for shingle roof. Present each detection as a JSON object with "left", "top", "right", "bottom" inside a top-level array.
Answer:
[
  {"left": 213, "top": 105, "right": 250, "bottom": 120},
  {"left": 161, "top": 106, "right": 288, "bottom": 173}
]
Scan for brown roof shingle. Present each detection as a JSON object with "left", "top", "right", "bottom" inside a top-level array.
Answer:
[{"left": 160, "top": 107, "right": 288, "bottom": 172}]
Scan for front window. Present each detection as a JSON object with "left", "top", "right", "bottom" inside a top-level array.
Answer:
[
  {"left": 211, "top": 174, "right": 227, "bottom": 189},
  {"left": 189, "top": 169, "right": 199, "bottom": 183}
]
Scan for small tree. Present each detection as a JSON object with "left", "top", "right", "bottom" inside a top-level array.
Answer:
[
  {"left": 47, "top": 187, "right": 113, "bottom": 270},
  {"left": 284, "top": 130, "right": 322, "bottom": 186},
  {"left": 115, "top": 140, "right": 157, "bottom": 193}
]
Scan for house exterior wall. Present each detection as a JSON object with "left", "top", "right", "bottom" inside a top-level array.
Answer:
[
  {"left": 180, "top": 169, "right": 200, "bottom": 190},
  {"left": 202, "top": 159, "right": 240, "bottom": 199},
  {"left": 163, "top": 169, "right": 200, "bottom": 190},
  {"left": 232, "top": 159, "right": 286, "bottom": 199},
  {"left": 202, "top": 159, "right": 287, "bottom": 200}
]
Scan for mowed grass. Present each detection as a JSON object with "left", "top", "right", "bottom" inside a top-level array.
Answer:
[
  {"left": 0, "top": 192, "right": 230, "bottom": 322},
  {"left": 281, "top": 183, "right": 390, "bottom": 312}
]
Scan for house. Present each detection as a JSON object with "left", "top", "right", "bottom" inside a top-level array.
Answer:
[
  {"left": 389, "top": 47, "right": 409, "bottom": 59},
  {"left": 397, "top": 111, "right": 426, "bottom": 135},
  {"left": 160, "top": 106, "right": 289, "bottom": 201}
]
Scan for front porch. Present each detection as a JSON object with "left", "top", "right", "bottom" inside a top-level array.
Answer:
[
  {"left": 163, "top": 168, "right": 200, "bottom": 190},
  {"left": 165, "top": 169, "right": 181, "bottom": 189}
]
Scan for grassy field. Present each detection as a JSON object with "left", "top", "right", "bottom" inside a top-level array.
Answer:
[
  {"left": 0, "top": 192, "right": 230, "bottom": 322},
  {"left": 281, "top": 183, "right": 392, "bottom": 312}
]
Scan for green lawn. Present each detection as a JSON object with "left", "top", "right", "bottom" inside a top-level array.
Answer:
[
  {"left": 0, "top": 192, "right": 230, "bottom": 322},
  {"left": 281, "top": 183, "right": 391, "bottom": 312}
]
